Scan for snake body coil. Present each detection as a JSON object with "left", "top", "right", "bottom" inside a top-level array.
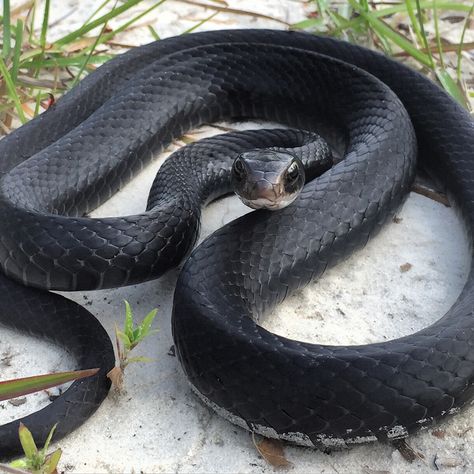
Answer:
[{"left": 0, "top": 29, "right": 473, "bottom": 456}]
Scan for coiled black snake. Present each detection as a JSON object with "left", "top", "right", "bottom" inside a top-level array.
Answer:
[{"left": 0, "top": 29, "right": 473, "bottom": 457}]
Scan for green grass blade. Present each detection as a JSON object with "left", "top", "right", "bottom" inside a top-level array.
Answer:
[
  {"left": 347, "top": 0, "right": 433, "bottom": 68},
  {"left": 83, "top": 0, "right": 113, "bottom": 26},
  {"left": 70, "top": 23, "right": 108, "bottom": 87},
  {"left": 55, "top": 0, "right": 144, "bottom": 46},
  {"left": 0, "top": 56, "right": 27, "bottom": 123},
  {"left": 404, "top": 0, "right": 423, "bottom": 46},
  {"left": 28, "top": 0, "right": 36, "bottom": 44},
  {"left": 414, "top": 0, "right": 435, "bottom": 68},
  {"left": 40, "top": 0, "right": 50, "bottom": 50},
  {"left": 2, "top": 0, "right": 11, "bottom": 59},
  {"left": 89, "top": 0, "right": 168, "bottom": 49},
  {"left": 147, "top": 25, "right": 160, "bottom": 40},
  {"left": 432, "top": 0, "right": 444, "bottom": 68},
  {"left": 313, "top": 2, "right": 472, "bottom": 38},
  {"left": 456, "top": 2, "right": 474, "bottom": 81},
  {"left": 0, "top": 368, "right": 100, "bottom": 401},
  {"left": 291, "top": 17, "right": 325, "bottom": 31},
  {"left": 24, "top": 54, "right": 113, "bottom": 69},
  {"left": 11, "top": 19, "right": 23, "bottom": 82},
  {"left": 435, "top": 69, "right": 469, "bottom": 109},
  {"left": 18, "top": 47, "right": 55, "bottom": 65},
  {"left": 182, "top": 11, "right": 218, "bottom": 34}
]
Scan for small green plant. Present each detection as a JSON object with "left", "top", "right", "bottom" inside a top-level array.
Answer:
[
  {"left": 3, "top": 423, "right": 62, "bottom": 474},
  {"left": 117, "top": 300, "right": 158, "bottom": 367},
  {"left": 107, "top": 300, "right": 158, "bottom": 390}
]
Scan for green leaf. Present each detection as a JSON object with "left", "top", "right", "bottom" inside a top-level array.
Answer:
[
  {"left": 0, "top": 368, "right": 99, "bottom": 401},
  {"left": 132, "top": 326, "right": 141, "bottom": 341},
  {"left": 123, "top": 300, "right": 134, "bottom": 338},
  {"left": 116, "top": 329, "right": 132, "bottom": 351},
  {"left": 18, "top": 423, "right": 38, "bottom": 459},
  {"left": 0, "top": 458, "right": 29, "bottom": 474},
  {"left": 435, "top": 69, "right": 469, "bottom": 109},
  {"left": 40, "top": 424, "right": 57, "bottom": 456},
  {"left": 137, "top": 309, "right": 158, "bottom": 341},
  {"left": 43, "top": 448, "right": 62, "bottom": 474}
]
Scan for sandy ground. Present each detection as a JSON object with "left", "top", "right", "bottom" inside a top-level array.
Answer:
[{"left": 1, "top": 1, "right": 474, "bottom": 472}]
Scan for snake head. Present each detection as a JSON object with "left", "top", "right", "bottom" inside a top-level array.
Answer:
[{"left": 231, "top": 150, "right": 305, "bottom": 210}]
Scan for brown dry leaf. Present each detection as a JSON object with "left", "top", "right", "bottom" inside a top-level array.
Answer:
[
  {"left": 400, "top": 262, "right": 412, "bottom": 273},
  {"left": 107, "top": 366, "right": 124, "bottom": 391},
  {"left": 253, "top": 434, "right": 292, "bottom": 469},
  {"left": 431, "top": 429, "right": 446, "bottom": 439},
  {"left": 411, "top": 183, "right": 450, "bottom": 207},
  {"left": 21, "top": 102, "right": 35, "bottom": 118},
  {"left": 393, "top": 439, "right": 425, "bottom": 463},
  {"left": 63, "top": 36, "right": 100, "bottom": 53}
]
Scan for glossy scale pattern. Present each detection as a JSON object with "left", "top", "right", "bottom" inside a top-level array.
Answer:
[{"left": 0, "top": 29, "right": 472, "bottom": 456}]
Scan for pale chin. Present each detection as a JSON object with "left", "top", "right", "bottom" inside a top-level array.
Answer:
[{"left": 238, "top": 194, "right": 298, "bottom": 211}]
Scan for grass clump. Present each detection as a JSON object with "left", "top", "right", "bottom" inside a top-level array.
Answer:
[
  {"left": 0, "top": 0, "right": 168, "bottom": 132},
  {"left": 293, "top": 0, "right": 474, "bottom": 110}
]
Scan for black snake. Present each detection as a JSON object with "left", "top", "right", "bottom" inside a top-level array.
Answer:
[{"left": 0, "top": 29, "right": 473, "bottom": 457}]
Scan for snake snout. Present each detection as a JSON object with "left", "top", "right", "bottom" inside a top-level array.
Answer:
[{"left": 243, "top": 178, "right": 291, "bottom": 210}]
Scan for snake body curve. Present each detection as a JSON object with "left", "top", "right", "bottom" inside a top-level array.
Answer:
[{"left": 0, "top": 29, "right": 473, "bottom": 456}]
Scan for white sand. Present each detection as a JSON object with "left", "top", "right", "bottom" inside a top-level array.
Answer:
[{"left": 1, "top": 1, "right": 473, "bottom": 472}]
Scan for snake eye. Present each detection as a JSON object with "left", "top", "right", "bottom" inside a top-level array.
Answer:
[
  {"left": 233, "top": 158, "right": 247, "bottom": 181},
  {"left": 286, "top": 161, "right": 300, "bottom": 183}
]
